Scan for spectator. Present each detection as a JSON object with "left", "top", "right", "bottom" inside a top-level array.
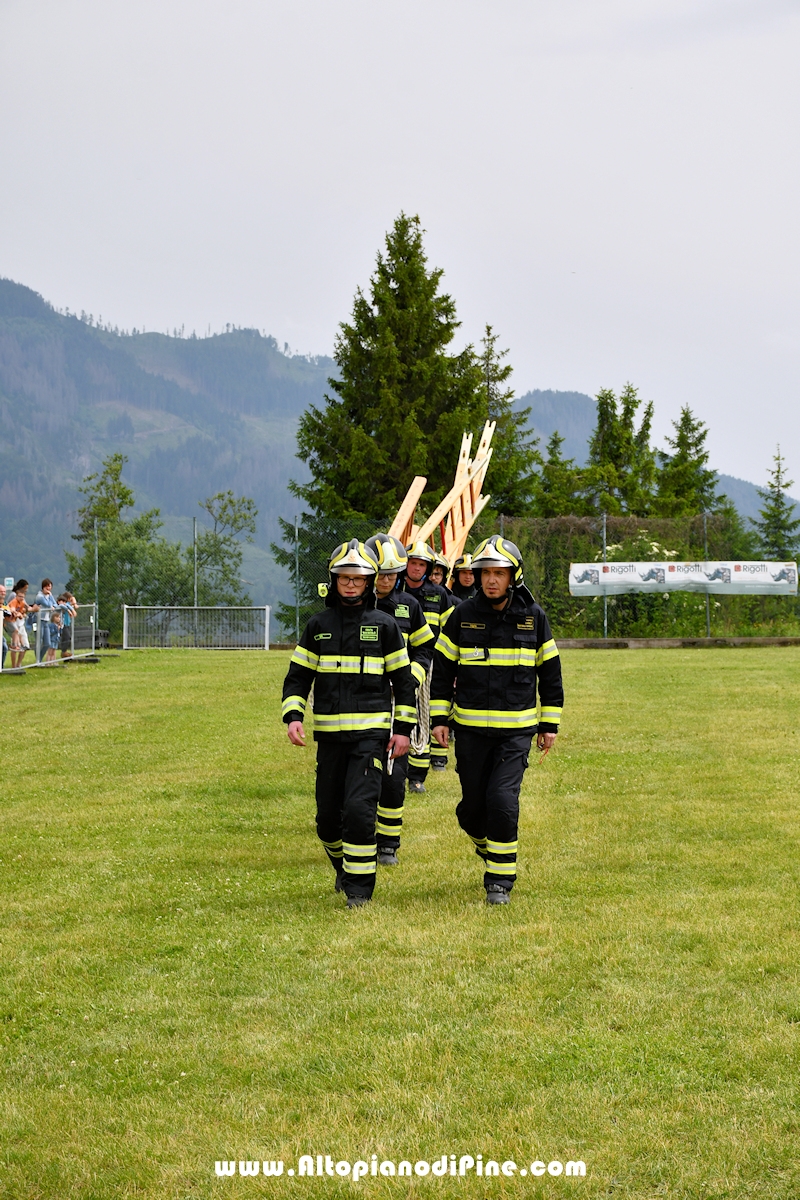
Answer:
[
  {"left": 8, "top": 580, "right": 36, "bottom": 668},
  {"left": 1, "top": 584, "right": 11, "bottom": 669},
  {"left": 58, "top": 593, "right": 78, "bottom": 659},
  {"left": 35, "top": 578, "right": 61, "bottom": 664}
]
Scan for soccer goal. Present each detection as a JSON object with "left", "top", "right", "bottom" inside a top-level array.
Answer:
[{"left": 123, "top": 606, "right": 270, "bottom": 650}]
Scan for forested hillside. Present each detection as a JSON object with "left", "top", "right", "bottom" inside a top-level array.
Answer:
[{"left": 0, "top": 278, "right": 328, "bottom": 600}]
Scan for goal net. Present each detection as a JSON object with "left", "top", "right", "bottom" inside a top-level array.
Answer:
[{"left": 123, "top": 606, "right": 270, "bottom": 649}]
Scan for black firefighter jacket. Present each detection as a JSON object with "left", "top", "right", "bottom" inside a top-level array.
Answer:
[
  {"left": 376, "top": 590, "right": 435, "bottom": 686},
  {"left": 430, "top": 587, "right": 564, "bottom": 736},
  {"left": 282, "top": 595, "right": 417, "bottom": 741}
]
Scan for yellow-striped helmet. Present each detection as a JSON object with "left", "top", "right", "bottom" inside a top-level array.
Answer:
[
  {"left": 328, "top": 539, "right": 379, "bottom": 577},
  {"left": 405, "top": 540, "right": 436, "bottom": 565},
  {"left": 471, "top": 535, "right": 524, "bottom": 584},
  {"left": 365, "top": 533, "right": 407, "bottom": 574},
  {"left": 433, "top": 550, "right": 450, "bottom": 572},
  {"left": 452, "top": 553, "right": 473, "bottom": 573}
]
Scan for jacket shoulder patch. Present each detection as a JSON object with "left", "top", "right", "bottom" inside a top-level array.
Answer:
[
  {"left": 314, "top": 632, "right": 332, "bottom": 641},
  {"left": 395, "top": 604, "right": 410, "bottom": 618}
]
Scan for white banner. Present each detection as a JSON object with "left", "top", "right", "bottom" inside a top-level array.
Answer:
[{"left": 569, "top": 561, "right": 798, "bottom": 596}]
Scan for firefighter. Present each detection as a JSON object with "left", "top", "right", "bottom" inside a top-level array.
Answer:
[
  {"left": 430, "top": 535, "right": 564, "bottom": 905},
  {"left": 450, "top": 553, "right": 477, "bottom": 602},
  {"left": 282, "top": 539, "right": 416, "bottom": 908},
  {"left": 366, "top": 533, "right": 435, "bottom": 865},
  {"left": 430, "top": 551, "right": 454, "bottom": 601},
  {"left": 402, "top": 541, "right": 454, "bottom": 791}
]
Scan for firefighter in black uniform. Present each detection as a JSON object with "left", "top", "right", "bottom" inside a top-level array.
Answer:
[
  {"left": 430, "top": 551, "right": 454, "bottom": 601},
  {"left": 450, "top": 553, "right": 477, "bottom": 603},
  {"left": 366, "top": 533, "right": 435, "bottom": 865},
  {"left": 282, "top": 539, "right": 416, "bottom": 908},
  {"left": 402, "top": 540, "right": 454, "bottom": 790},
  {"left": 430, "top": 535, "right": 564, "bottom": 905}
]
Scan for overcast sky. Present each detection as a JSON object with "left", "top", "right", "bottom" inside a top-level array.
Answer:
[{"left": 1, "top": 0, "right": 799, "bottom": 482}]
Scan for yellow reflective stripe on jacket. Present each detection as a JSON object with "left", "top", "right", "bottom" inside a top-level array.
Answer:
[
  {"left": 453, "top": 705, "right": 539, "bottom": 729},
  {"left": 281, "top": 694, "right": 307, "bottom": 718},
  {"left": 384, "top": 646, "right": 410, "bottom": 671},
  {"left": 317, "top": 654, "right": 362, "bottom": 673},
  {"left": 430, "top": 699, "right": 451, "bottom": 721},
  {"left": 394, "top": 703, "right": 417, "bottom": 725},
  {"left": 290, "top": 645, "right": 319, "bottom": 669},
  {"left": 409, "top": 623, "right": 435, "bottom": 647},
  {"left": 440, "top": 604, "right": 455, "bottom": 627},
  {"left": 539, "top": 705, "right": 563, "bottom": 726},
  {"left": 457, "top": 646, "right": 538, "bottom": 667},
  {"left": 315, "top": 654, "right": 386, "bottom": 675},
  {"left": 536, "top": 638, "right": 559, "bottom": 666},
  {"left": 410, "top": 660, "right": 426, "bottom": 686},
  {"left": 435, "top": 631, "right": 459, "bottom": 661},
  {"left": 312, "top": 711, "right": 391, "bottom": 732}
]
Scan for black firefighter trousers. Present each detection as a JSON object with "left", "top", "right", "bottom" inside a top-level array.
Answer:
[
  {"left": 454, "top": 728, "right": 533, "bottom": 891},
  {"left": 315, "top": 734, "right": 385, "bottom": 899}
]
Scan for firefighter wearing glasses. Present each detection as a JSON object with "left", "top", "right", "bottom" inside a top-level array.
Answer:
[
  {"left": 430, "top": 535, "right": 564, "bottom": 905},
  {"left": 402, "top": 540, "right": 454, "bottom": 791},
  {"left": 366, "top": 533, "right": 435, "bottom": 865},
  {"left": 282, "top": 539, "right": 416, "bottom": 908}
]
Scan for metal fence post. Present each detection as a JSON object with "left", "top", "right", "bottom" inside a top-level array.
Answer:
[
  {"left": 123, "top": 604, "right": 129, "bottom": 650},
  {"left": 602, "top": 511, "right": 608, "bottom": 640},
  {"left": 94, "top": 517, "right": 100, "bottom": 630},
  {"left": 264, "top": 605, "right": 270, "bottom": 650},
  {"left": 294, "top": 514, "right": 300, "bottom": 643},
  {"left": 703, "top": 511, "right": 711, "bottom": 638}
]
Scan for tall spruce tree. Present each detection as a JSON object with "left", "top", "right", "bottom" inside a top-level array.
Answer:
[
  {"left": 654, "top": 406, "right": 721, "bottom": 517},
  {"left": 585, "top": 384, "right": 655, "bottom": 515},
  {"left": 752, "top": 446, "right": 800, "bottom": 559},
  {"left": 476, "top": 325, "right": 539, "bottom": 515},
  {"left": 292, "top": 213, "right": 482, "bottom": 521},
  {"left": 531, "top": 431, "right": 586, "bottom": 517}
]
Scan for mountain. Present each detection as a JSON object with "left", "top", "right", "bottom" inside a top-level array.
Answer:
[{"left": 0, "top": 277, "right": 328, "bottom": 604}]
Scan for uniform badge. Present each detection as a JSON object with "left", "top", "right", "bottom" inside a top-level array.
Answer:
[
  {"left": 461, "top": 622, "right": 486, "bottom": 629},
  {"left": 313, "top": 632, "right": 332, "bottom": 641},
  {"left": 360, "top": 626, "right": 379, "bottom": 641},
  {"left": 395, "top": 604, "right": 410, "bottom": 618}
]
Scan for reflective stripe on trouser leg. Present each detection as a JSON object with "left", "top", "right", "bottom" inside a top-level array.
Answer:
[
  {"left": 315, "top": 735, "right": 384, "bottom": 896},
  {"left": 407, "top": 733, "right": 430, "bottom": 781},
  {"left": 468, "top": 833, "right": 488, "bottom": 862},
  {"left": 430, "top": 740, "right": 448, "bottom": 766},
  {"left": 378, "top": 750, "right": 407, "bottom": 849},
  {"left": 454, "top": 728, "right": 532, "bottom": 891}
]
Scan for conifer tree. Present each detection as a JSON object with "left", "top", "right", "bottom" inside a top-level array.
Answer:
[
  {"left": 531, "top": 431, "right": 586, "bottom": 517},
  {"left": 654, "top": 406, "right": 720, "bottom": 517},
  {"left": 292, "top": 213, "right": 482, "bottom": 521},
  {"left": 476, "top": 325, "right": 539, "bottom": 515},
  {"left": 584, "top": 384, "right": 655, "bottom": 515},
  {"left": 752, "top": 446, "right": 800, "bottom": 559}
]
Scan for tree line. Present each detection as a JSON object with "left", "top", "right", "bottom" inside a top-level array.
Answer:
[{"left": 289, "top": 212, "right": 799, "bottom": 562}]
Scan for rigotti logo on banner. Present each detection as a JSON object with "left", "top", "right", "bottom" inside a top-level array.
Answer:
[{"left": 569, "top": 562, "right": 798, "bottom": 596}]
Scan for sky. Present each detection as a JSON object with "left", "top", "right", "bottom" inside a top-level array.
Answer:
[{"left": 1, "top": 0, "right": 799, "bottom": 482}]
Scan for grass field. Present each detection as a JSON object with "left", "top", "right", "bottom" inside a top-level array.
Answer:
[{"left": 1, "top": 647, "right": 799, "bottom": 1199}]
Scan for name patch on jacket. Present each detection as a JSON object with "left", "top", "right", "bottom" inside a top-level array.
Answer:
[
  {"left": 314, "top": 632, "right": 332, "bottom": 640},
  {"left": 360, "top": 626, "right": 379, "bottom": 642},
  {"left": 516, "top": 618, "right": 535, "bottom": 630},
  {"left": 461, "top": 622, "right": 486, "bottom": 629},
  {"left": 395, "top": 604, "right": 410, "bottom": 618}
]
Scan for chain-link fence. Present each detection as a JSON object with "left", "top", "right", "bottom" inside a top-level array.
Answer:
[
  {"left": 1, "top": 600, "right": 97, "bottom": 671},
  {"left": 273, "top": 511, "right": 800, "bottom": 640}
]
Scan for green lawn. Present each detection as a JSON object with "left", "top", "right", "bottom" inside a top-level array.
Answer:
[{"left": 1, "top": 648, "right": 799, "bottom": 1199}]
